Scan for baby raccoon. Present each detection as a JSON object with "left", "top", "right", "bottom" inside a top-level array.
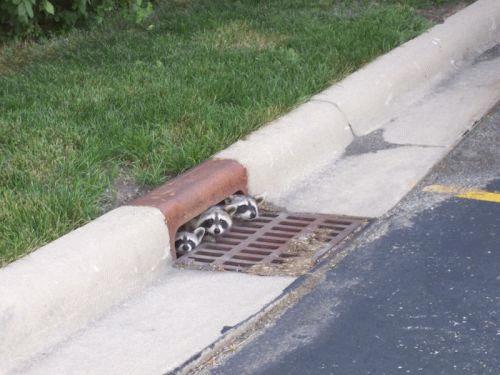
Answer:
[
  {"left": 175, "top": 227, "right": 205, "bottom": 253},
  {"left": 194, "top": 205, "right": 236, "bottom": 237},
  {"left": 224, "top": 194, "right": 264, "bottom": 221}
]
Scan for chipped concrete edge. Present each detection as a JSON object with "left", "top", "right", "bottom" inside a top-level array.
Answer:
[{"left": 1, "top": 0, "right": 498, "bottom": 372}]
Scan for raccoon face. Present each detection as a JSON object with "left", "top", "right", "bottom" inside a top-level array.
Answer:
[
  {"left": 225, "top": 194, "right": 264, "bottom": 221},
  {"left": 175, "top": 227, "right": 205, "bottom": 253},
  {"left": 196, "top": 206, "right": 235, "bottom": 237}
]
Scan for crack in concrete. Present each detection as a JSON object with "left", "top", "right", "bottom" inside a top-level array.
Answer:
[
  {"left": 311, "top": 98, "right": 445, "bottom": 156},
  {"left": 311, "top": 98, "right": 357, "bottom": 137}
]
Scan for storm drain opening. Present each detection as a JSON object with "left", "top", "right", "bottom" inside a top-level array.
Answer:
[{"left": 175, "top": 210, "right": 368, "bottom": 276}]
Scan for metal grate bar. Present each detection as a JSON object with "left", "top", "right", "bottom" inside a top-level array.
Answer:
[{"left": 175, "top": 211, "right": 367, "bottom": 274}]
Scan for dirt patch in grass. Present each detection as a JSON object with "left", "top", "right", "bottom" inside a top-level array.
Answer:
[
  {"left": 101, "top": 171, "right": 151, "bottom": 211},
  {"left": 113, "top": 175, "right": 149, "bottom": 206}
]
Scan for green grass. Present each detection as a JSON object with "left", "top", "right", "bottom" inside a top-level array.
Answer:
[{"left": 0, "top": 0, "right": 457, "bottom": 265}]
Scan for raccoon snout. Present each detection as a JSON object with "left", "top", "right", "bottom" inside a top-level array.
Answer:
[
  {"left": 213, "top": 228, "right": 221, "bottom": 235},
  {"left": 182, "top": 244, "right": 190, "bottom": 251}
]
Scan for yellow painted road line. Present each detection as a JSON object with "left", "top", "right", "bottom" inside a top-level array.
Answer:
[{"left": 423, "top": 184, "right": 500, "bottom": 203}]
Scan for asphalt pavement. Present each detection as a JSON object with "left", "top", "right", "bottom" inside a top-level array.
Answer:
[{"left": 205, "top": 105, "right": 500, "bottom": 375}]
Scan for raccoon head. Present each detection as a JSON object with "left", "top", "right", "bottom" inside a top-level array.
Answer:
[
  {"left": 224, "top": 194, "right": 264, "bottom": 221},
  {"left": 175, "top": 227, "right": 205, "bottom": 253},
  {"left": 196, "top": 206, "right": 236, "bottom": 237}
]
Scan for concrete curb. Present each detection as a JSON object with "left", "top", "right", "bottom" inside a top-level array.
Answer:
[
  {"left": 314, "top": 0, "right": 500, "bottom": 135},
  {"left": 0, "top": 206, "right": 170, "bottom": 374},
  {"left": 216, "top": 100, "right": 352, "bottom": 199},
  {"left": 217, "top": 0, "right": 499, "bottom": 193},
  {"left": 1, "top": 0, "right": 498, "bottom": 372}
]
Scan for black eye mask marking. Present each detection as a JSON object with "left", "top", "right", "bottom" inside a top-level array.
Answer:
[
  {"left": 187, "top": 240, "right": 196, "bottom": 249},
  {"left": 220, "top": 220, "right": 229, "bottom": 229},
  {"left": 236, "top": 205, "right": 248, "bottom": 214},
  {"left": 175, "top": 240, "right": 183, "bottom": 249},
  {"left": 201, "top": 218, "right": 214, "bottom": 228}
]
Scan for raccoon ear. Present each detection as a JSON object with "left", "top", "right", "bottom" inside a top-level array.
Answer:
[
  {"left": 224, "top": 205, "right": 237, "bottom": 216},
  {"left": 194, "top": 227, "right": 205, "bottom": 241},
  {"left": 254, "top": 194, "right": 265, "bottom": 205},
  {"left": 224, "top": 195, "right": 236, "bottom": 205}
]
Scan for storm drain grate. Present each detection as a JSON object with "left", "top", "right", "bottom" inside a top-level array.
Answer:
[{"left": 175, "top": 211, "right": 367, "bottom": 275}]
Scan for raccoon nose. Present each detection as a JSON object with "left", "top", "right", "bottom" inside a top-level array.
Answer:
[
  {"left": 213, "top": 228, "right": 221, "bottom": 235},
  {"left": 182, "top": 244, "right": 189, "bottom": 251},
  {"left": 250, "top": 212, "right": 256, "bottom": 219}
]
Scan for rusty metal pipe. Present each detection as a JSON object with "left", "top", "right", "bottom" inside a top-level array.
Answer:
[{"left": 131, "top": 159, "right": 248, "bottom": 258}]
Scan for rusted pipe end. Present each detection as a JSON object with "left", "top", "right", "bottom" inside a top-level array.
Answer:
[{"left": 131, "top": 159, "right": 248, "bottom": 258}]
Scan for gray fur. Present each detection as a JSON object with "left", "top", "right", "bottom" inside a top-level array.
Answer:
[
  {"left": 194, "top": 205, "right": 235, "bottom": 237},
  {"left": 224, "top": 194, "right": 264, "bottom": 221},
  {"left": 175, "top": 227, "right": 205, "bottom": 253}
]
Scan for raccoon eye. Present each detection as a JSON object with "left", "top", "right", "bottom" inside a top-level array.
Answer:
[
  {"left": 236, "top": 205, "right": 248, "bottom": 214},
  {"left": 174, "top": 240, "right": 183, "bottom": 249},
  {"left": 220, "top": 220, "right": 229, "bottom": 229},
  {"left": 201, "top": 219, "right": 214, "bottom": 228},
  {"left": 187, "top": 240, "right": 196, "bottom": 249}
]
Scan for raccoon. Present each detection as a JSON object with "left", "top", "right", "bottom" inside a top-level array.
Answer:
[
  {"left": 194, "top": 205, "right": 236, "bottom": 237},
  {"left": 175, "top": 227, "right": 205, "bottom": 253},
  {"left": 224, "top": 194, "right": 264, "bottom": 221}
]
